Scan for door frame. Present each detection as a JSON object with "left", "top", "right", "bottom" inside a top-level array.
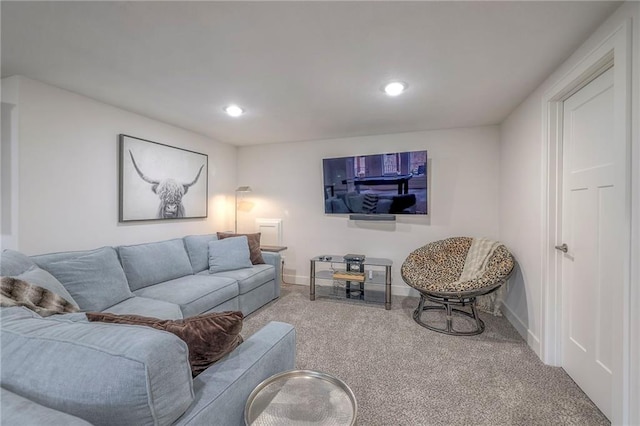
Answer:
[{"left": 541, "top": 20, "right": 632, "bottom": 424}]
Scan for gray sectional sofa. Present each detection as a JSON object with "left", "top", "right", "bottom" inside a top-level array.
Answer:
[{"left": 0, "top": 234, "right": 296, "bottom": 426}]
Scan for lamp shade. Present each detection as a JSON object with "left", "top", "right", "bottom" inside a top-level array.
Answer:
[{"left": 235, "top": 186, "right": 252, "bottom": 193}]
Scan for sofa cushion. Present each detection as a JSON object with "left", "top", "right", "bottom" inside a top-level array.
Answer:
[
  {"left": 43, "top": 247, "right": 133, "bottom": 312},
  {"left": 208, "top": 237, "right": 253, "bottom": 273},
  {"left": 32, "top": 247, "right": 105, "bottom": 267},
  {"left": 1, "top": 277, "right": 79, "bottom": 317},
  {"left": 327, "top": 197, "right": 350, "bottom": 213},
  {"left": 1, "top": 388, "right": 93, "bottom": 426},
  {"left": 345, "top": 193, "right": 365, "bottom": 213},
  {"left": 1, "top": 306, "right": 194, "bottom": 426},
  {"left": 87, "top": 311, "right": 244, "bottom": 376},
  {"left": 103, "top": 295, "right": 183, "bottom": 320},
  {"left": 203, "top": 264, "right": 274, "bottom": 295},
  {"left": 118, "top": 239, "right": 194, "bottom": 291},
  {"left": 183, "top": 234, "right": 218, "bottom": 273},
  {"left": 133, "top": 275, "right": 238, "bottom": 318},
  {"left": 238, "top": 281, "right": 277, "bottom": 316},
  {"left": 217, "top": 232, "right": 265, "bottom": 265},
  {"left": 14, "top": 267, "right": 78, "bottom": 307},
  {"left": 0, "top": 249, "right": 36, "bottom": 277}
]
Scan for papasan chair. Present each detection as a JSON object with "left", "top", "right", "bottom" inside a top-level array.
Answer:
[{"left": 401, "top": 237, "right": 515, "bottom": 336}]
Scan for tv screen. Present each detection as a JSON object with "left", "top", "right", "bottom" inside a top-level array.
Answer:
[{"left": 323, "top": 151, "right": 427, "bottom": 215}]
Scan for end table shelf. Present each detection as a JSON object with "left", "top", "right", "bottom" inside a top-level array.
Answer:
[
  {"left": 309, "top": 255, "right": 392, "bottom": 310},
  {"left": 332, "top": 271, "right": 365, "bottom": 282}
]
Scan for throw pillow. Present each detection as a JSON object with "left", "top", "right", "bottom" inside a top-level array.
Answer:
[
  {"left": 184, "top": 234, "right": 218, "bottom": 273},
  {"left": 216, "top": 232, "right": 265, "bottom": 265},
  {"left": 86, "top": 311, "right": 244, "bottom": 376},
  {"left": 15, "top": 267, "right": 79, "bottom": 308},
  {"left": 362, "top": 193, "right": 379, "bottom": 213},
  {"left": 1, "top": 277, "right": 79, "bottom": 317},
  {"left": 208, "top": 237, "right": 253, "bottom": 273},
  {"left": 0, "top": 249, "right": 37, "bottom": 277},
  {"left": 389, "top": 194, "right": 417, "bottom": 214},
  {"left": 43, "top": 247, "right": 133, "bottom": 312}
]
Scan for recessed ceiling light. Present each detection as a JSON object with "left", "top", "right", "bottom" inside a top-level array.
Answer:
[
  {"left": 383, "top": 81, "right": 408, "bottom": 96},
  {"left": 224, "top": 105, "right": 244, "bottom": 117}
]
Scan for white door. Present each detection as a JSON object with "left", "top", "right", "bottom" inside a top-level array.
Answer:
[{"left": 561, "top": 66, "right": 621, "bottom": 420}]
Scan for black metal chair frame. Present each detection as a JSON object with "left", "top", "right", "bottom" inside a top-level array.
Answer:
[{"left": 411, "top": 280, "right": 507, "bottom": 336}]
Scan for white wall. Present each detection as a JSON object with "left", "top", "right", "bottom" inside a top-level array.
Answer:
[
  {"left": 6, "top": 77, "right": 237, "bottom": 254},
  {"left": 499, "top": 2, "right": 640, "bottom": 423},
  {"left": 238, "top": 126, "right": 500, "bottom": 295},
  {"left": 1, "top": 76, "right": 20, "bottom": 251},
  {"left": 499, "top": 92, "right": 544, "bottom": 353},
  {"left": 632, "top": 4, "right": 640, "bottom": 423}
]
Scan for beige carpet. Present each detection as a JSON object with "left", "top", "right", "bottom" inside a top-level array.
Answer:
[{"left": 243, "top": 284, "right": 609, "bottom": 426}]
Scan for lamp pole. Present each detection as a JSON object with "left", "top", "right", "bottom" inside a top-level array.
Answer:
[
  {"left": 234, "top": 186, "right": 252, "bottom": 233},
  {"left": 234, "top": 191, "right": 239, "bottom": 233}
]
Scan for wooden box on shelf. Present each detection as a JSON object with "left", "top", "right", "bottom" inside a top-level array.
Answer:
[{"left": 332, "top": 271, "right": 365, "bottom": 282}]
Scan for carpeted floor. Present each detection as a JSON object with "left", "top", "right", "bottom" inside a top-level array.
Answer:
[{"left": 243, "top": 284, "right": 609, "bottom": 426}]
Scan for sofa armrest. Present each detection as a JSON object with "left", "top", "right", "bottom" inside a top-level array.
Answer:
[
  {"left": 174, "top": 321, "right": 296, "bottom": 426},
  {"left": 261, "top": 252, "right": 282, "bottom": 297}
]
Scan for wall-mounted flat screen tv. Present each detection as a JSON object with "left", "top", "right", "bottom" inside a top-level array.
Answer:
[{"left": 323, "top": 150, "right": 427, "bottom": 215}]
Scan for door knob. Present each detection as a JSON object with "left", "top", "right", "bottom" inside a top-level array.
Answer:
[{"left": 555, "top": 243, "right": 568, "bottom": 253}]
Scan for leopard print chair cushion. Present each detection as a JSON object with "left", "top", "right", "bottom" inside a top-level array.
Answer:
[{"left": 401, "top": 237, "right": 514, "bottom": 296}]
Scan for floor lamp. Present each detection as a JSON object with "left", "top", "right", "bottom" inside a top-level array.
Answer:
[{"left": 235, "top": 186, "right": 252, "bottom": 233}]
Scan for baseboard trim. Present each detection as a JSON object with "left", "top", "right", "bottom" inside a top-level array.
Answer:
[{"left": 502, "top": 303, "right": 541, "bottom": 357}]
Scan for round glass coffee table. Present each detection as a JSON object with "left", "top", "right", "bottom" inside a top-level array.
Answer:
[{"left": 244, "top": 370, "right": 357, "bottom": 425}]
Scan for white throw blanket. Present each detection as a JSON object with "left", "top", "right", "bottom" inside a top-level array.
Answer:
[{"left": 458, "top": 238, "right": 505, "bottom": 316}]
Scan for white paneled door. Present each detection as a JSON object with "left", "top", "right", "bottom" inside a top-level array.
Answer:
[{"left": 560, "top": 66, "right": 621, "bottom": 420}]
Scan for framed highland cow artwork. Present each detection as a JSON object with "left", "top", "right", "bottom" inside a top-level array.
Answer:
[{"left": 119, "top": 134, "right": 208, "bottom": 222}]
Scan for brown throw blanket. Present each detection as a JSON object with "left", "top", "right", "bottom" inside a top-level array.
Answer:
[
  {"left": 87, "top": 311, "right": 244, "bottom": 376},
  {"left": 0, "top": 276, "right": 79, "bottom": 317}
]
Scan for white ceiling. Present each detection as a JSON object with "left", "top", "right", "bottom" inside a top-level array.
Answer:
[{"left": 1, "top": 1, "right": 620, "bottom": 146}]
